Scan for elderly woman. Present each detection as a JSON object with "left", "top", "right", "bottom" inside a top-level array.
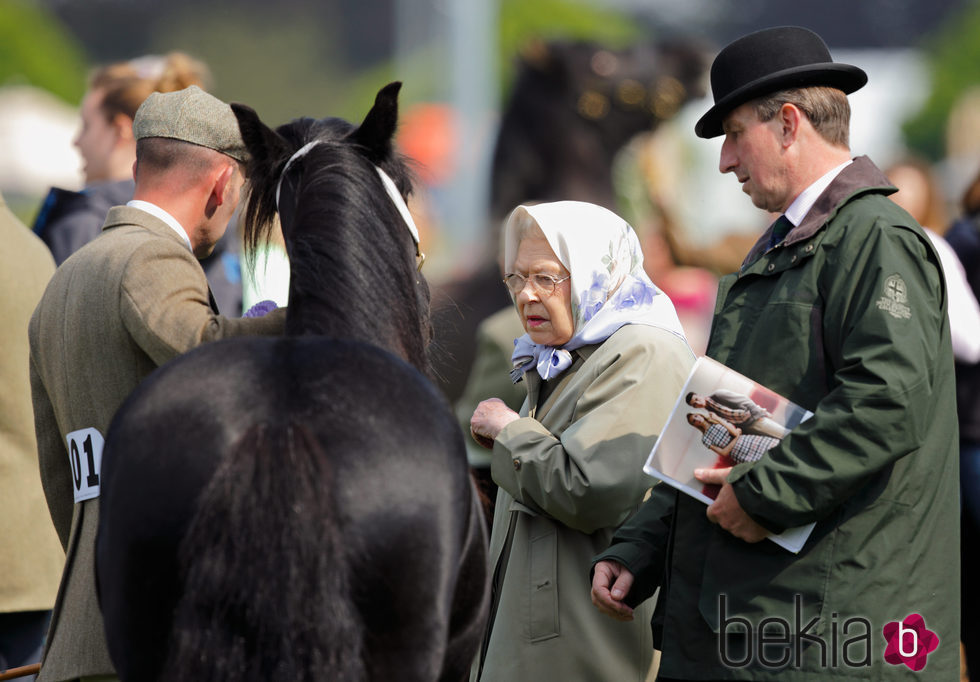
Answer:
[{"left": 468, "top": 201, "right": 694, "bottom": 681}]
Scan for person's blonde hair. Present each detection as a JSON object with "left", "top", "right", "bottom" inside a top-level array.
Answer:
[
  {"left": 753, "top": 86, "right": 851, "bottom": 148},
  {"left": 90, "top": 52, "right": 211, "bottom": 123}
]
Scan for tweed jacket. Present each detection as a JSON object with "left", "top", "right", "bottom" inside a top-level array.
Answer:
[
  {"left": 0, "top": 194, "right": 64, "bottom": 616},
  {"left": 472, "top": 324, "right": 694, "bottom": 682},
  {"left": 29, "top": 205, "right": 285, "bottom": 681}
]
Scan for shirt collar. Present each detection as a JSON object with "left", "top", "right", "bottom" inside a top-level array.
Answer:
[
  {"left": 126, "top": 199, "right": 193, "bottom": 251},
  {"left": 784, "top": 159, "right": 853, "bottom": 227}
]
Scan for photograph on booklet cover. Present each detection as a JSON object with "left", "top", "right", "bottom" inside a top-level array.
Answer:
[{"left": 644, "top": 356, "right": 815, "bottom": 552}]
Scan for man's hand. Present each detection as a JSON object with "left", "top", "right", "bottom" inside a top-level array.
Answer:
[
  {"left": 591, "top": 560, "right": 636, "bottom": 621},
  {"left": 694, "top": 467, "right": 770, "bottom": 543}
]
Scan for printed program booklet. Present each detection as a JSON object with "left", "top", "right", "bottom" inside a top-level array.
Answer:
[{"left": 644, "top": 356, "right": 815, "bottom": 553}]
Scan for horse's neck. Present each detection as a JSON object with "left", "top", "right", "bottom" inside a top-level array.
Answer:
[
  {"left": 285, "top": 299, "right": 428, "bottom": 373},
  {"left": 552, "top": 163, "right": 617, "bottom": 209},
  {"left": 491, "top": 128, "right": 619, "bottom": 218}
]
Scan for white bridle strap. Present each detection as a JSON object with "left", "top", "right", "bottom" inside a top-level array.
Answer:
[
  {"left": 273, "top": 141, "right": 422, "bottom": 255},
  {"left": 275, "top": 140, "right": 322, "bottom": 208},
  {"left": 374, "top": 166, "right": 420, "bottom": 248}
]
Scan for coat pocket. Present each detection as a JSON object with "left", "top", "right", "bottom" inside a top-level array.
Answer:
[{"left": 527, "top": 525, "right": 559, "bottom": 641}]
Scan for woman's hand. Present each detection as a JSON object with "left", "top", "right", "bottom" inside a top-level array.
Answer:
[{"left": 470, "top": 398, "right": 520, "bottom": 449}]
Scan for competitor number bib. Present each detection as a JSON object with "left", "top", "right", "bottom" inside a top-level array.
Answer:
[{"left": 66, "top": 427, "right": 104, "bottom": 503}]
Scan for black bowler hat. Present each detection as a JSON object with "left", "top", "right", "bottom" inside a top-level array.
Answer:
[{"left": 695, "top": 26, "right": 867, "bottom": 139}]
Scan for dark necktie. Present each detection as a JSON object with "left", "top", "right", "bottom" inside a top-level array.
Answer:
[
  {"left": 207, "top": 287, "right": 220, "bottom": 314},
  {"left": 767, "top": 215, "right": 793, "bottom": 250}
]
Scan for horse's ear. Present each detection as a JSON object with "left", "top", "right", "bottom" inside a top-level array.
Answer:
[
  {"left": 349, "top": 81, "right": 401, "bottom": 165},
  {"left": 520, "top": 39, "right": 553, "bottom": 73},
  {"left": 230, "top": 103, "right": 290, "bottom": 273},
  {"left": 231, "top": 103, "right": 289, "bottom": 167}
]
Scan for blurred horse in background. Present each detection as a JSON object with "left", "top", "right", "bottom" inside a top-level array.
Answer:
[
  {"left": 430, "top": 38, "right": 709, "bottom": 403},
  {"left": 96, "top": 82, "right": 489, "bottom": 682}
]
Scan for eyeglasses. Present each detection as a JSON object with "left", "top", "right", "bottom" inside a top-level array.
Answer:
[{"left": 502, "top": 272, "right": 571, "bottom": 296}]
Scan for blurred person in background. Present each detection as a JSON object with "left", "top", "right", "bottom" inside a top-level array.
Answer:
[
  {"left": 32, "top": 53, "right": 243, "bottom": 316},
  {"left": 33, "top": 53, "right": 207, "bottom": 263},
  {"left": 944, "top": 166, "right": 980, "bottom": 679},
  {"left": 0, "top": 192, "right": 63, "bottom": 681},
  {"left": 887, "top": 157, "right": 980, "bottom": 364}
]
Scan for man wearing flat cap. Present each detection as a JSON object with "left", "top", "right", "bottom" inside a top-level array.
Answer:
[
  {"left": 593, "top": 26, "right": 959, "bottom": 679},
  {"left": 28, "top": 85, "right": 284, "bottom": 682}
]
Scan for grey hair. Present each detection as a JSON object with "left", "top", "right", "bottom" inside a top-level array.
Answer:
[{"left": 752, "top": 86, "right": 851, "bottom": 148}]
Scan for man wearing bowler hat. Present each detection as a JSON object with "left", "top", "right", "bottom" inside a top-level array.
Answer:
[
  {"left": 592, "top": 26, "right": 959, "bottom": 679},
  {"left": 28, "top": 86, "right": 284, "bottom": 682}
]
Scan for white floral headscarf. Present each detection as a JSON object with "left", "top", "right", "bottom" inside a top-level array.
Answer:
[{"left": 505, "top": 201, "right": 689, "bottom": 381}]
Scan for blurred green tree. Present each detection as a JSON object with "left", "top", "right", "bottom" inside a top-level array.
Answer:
[
  {"left": 344, "top": 0, "right": 643, "bottom": 120},
  {"left": 30, "top": 0, "right": 643, "bottom": 126},
  {"left": 0, "top": 0, "right": 87, "bottom": 102},
  {"left": 151, "top": 4, "right": 344, "bottom": 126},
  {"left": 497, "top": 0, "right": 641, "bottom": 90},
  {"left": 903, "top": 0, "right": 980, "bottom": 161}
]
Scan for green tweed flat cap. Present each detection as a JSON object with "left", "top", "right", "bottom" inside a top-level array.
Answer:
[{"left": 133, "top": 85, "right": 248, "bottom": 163}]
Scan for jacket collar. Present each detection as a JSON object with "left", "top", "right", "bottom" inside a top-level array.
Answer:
[
  {"left": 101, "top": 204, "right": 192, "bottom": 251},
  {"left": 522, "top": 345, "right": 595, "bottom": 419},
  {"left": 742, "top": 155, "right": 896, "bottom": 266},
  {"left": 101, "top": 205, "right": 220, "bottom": 313}
]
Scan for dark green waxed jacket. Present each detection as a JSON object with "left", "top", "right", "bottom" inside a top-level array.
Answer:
[{"left": 597, "top": 157, "right": 960, "bottom": 680}]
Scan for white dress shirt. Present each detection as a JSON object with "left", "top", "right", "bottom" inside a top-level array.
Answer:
[{"left": 126, "top": 199, "right": 193, "bottom": 252}]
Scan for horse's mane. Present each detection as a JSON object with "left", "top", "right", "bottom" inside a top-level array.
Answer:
[{"left": 231, "top": 83, "right": 433, "bottom": 373}]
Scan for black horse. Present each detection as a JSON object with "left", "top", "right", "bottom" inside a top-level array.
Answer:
[
  {"left": 488, "top": 38, "right": 708, "bottom": 223},
  {"left": 95, "top": 82, "right": 489, "bottom": 681}
]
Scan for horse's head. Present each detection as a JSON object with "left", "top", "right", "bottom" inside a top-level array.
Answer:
[
  {"left": 489, "top": 38, "right": 709, "bottom": 219},
  {"left": 231, "top": 83, "right": 433, "bottom": 374},
  {"left": 513, "top": 38, "right": 708, "bottom": 147}
]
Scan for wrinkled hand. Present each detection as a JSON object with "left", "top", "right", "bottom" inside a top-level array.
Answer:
[
  {"left": 470, "top": 398, "right": 520, "bottom": 449},
  {"left": 591, "top": 560, "right": 635, "bottom": 621},
  {"left": 694, "top": 467, "right": 770, "bottom": 543}
]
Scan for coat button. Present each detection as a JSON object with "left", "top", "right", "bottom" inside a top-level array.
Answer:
[
  {"left": 791, "top": 255, "right": 798, "bottom": 262},
  {"left": 767, "top": 263, "right": 775, "bottom": 272},
  {"left": 513, "top": 458, "right": 521, "bottom": 470},
  {"left": 805, "top": 244, "right": 814, "bottom": 252}
]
